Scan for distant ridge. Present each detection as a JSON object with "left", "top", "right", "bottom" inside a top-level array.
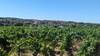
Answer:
[{"left": 0, "top": 17, "right": 99, "bottom": 26}]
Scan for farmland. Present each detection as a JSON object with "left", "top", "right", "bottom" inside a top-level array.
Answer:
[{"left": 0, "top": 18, "right": 100, "bottom": 56}]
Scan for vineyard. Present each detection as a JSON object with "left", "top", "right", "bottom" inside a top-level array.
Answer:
[{"left": 0, "top": 24, "right": 100, "bottom": 56}]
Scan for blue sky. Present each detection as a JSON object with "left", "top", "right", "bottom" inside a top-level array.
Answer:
[{"left": 0, "top": 0, "right": 100, "bottom": 23}]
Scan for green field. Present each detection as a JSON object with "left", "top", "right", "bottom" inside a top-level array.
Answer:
[{"left": 0, "top": 25, "right": 100, "bottom": 56}]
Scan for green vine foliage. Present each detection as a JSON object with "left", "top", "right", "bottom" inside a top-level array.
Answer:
[{"left": 0, "top": 25, "right": 99, "bottom": 56}]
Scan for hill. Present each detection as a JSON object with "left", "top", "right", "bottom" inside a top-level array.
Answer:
[{"left": 0, "top": 17, "right": 100, "bottom": 26}]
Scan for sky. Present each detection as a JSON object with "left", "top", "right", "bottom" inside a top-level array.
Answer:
[{"left": 0, "top": 0, "right": 100, "bottom": 23}]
